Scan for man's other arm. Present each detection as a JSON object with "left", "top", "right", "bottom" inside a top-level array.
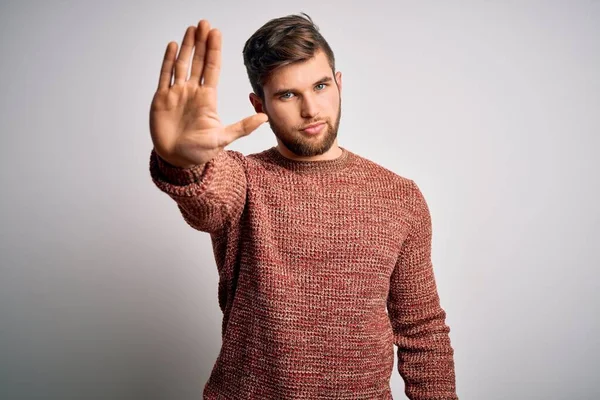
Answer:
[{"left": 387, "top": 180, "right": 458, "bottom": 400}]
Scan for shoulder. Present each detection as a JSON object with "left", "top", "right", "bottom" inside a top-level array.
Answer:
[
  {"left": 348, "top": 149, "right": 414, "bottom": 188},
  {"left": 348, "top": 150, "right": 432, "bottom": 212}
]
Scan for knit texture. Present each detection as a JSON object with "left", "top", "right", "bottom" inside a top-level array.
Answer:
[{"left": 149, "top": 145, "right": 457, "bottom": 400}]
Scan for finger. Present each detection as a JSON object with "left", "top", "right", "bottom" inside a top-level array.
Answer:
[
  {"left": 222, "top": 113, "right": 269, "bottom": 144},
  {"left": 158, "top": 42, "right": 177, "bottom": 91},
  {"left": 174, "top": 26, "right": 196, "bottom": 85},
  {"left": 202, "top": 29, "right": 222, "bottom": 87},
  {"left": 189, "top": 20, "right": 211, "bottom": 84}
]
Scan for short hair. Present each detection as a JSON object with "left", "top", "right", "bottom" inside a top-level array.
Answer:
[{"left": 242, "top": 12, "right": 336, "bottom": 99}]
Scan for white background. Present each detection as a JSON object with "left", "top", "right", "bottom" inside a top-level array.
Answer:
[{"left": 1, "top": 1, "right": 598, "bottom": 399}]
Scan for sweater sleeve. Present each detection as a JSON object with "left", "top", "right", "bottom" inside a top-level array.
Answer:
[
  {"left": 387, "top": 180, "right": 458, "bottom": 400},
  {"left": 148, "top": 148, "right": 247, "bottom": 234}
]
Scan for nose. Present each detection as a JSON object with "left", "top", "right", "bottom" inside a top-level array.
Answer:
[{"left": 300, "top": 94, "right": 319, "bottom": 119}]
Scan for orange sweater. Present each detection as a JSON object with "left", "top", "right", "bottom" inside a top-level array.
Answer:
[{"left": 149, "top": 145, "right": 457, "bottom": 399}]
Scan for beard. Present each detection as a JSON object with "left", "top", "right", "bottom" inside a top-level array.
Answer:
[{"left": 266, "top": 99, "right": 342, "bottom": 157}]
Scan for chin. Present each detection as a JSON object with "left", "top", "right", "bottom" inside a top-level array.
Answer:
[{"left": 285, "top": 136, "right": 336, "bottom": 157}]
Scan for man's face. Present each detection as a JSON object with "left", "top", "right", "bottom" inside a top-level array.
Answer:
[{"left": 253, "top": 50, "right": 342, "bottom": 157}]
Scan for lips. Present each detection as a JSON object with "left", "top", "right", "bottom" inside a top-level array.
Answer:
[
  {"left": 301, "top": 122, "right": 326, "bottom": 135},
  {"left": 302, "top": 122, "right": 325, "bottom": 130}
]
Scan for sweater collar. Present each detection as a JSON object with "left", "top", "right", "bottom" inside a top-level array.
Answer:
[{"left": 265, "top": 146, "right": 351, "bottom": 174}]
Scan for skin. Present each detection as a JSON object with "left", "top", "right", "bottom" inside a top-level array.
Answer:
[{"left": 249, "top": 50, "right": 343, "bottom": 161}]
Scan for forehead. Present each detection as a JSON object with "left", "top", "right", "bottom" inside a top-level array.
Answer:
[{"left": 264, "top": 50, "right": 333, "bottom": 93}]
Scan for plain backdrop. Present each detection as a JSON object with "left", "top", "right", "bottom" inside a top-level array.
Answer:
[{"left": 1, "top": 1, "right": 599, "bottom": 399}]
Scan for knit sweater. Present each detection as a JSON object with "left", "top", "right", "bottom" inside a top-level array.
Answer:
[{"left": 149, "top": 145, "right": 457, "bottom": 400}]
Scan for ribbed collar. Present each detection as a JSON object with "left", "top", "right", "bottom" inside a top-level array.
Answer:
[{"left": 265, "top": 146, "right": 352, "bottom": 174}]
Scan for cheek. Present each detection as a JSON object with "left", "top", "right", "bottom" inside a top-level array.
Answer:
[
  {"left": 270, "top": 103, "right": 297, "bottom": 124},
  {"left": 322, "top": 93, "right": 339, "bottom": 114}
]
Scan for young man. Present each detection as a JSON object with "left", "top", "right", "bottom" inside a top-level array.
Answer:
[{"left": 149, "top": 13, "right": 458, "bottom": 400}]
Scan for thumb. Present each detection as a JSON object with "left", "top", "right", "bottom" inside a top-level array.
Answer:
[{"left": 224, "top": 113, "right": 269, "bottom": 143}]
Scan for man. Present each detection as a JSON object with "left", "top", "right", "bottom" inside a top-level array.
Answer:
[{"left": 149, "top": 13, "right": 458, "bottom": 400}]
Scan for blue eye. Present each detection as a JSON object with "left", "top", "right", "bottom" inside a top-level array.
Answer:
[
  {"left": 280, "top": 92, "right": 294, "bottom": 99},
  {"left": 315, "top": 83, "right": 326, "bottom": 90}
]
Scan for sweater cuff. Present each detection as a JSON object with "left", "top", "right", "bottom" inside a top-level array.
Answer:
[{"left": 150, "top": 148, "right": 207, "bottom": 186}]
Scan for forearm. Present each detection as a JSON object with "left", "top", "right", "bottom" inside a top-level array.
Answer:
[
  {"left": 391, "top": 293, "right": 457, "bottom": 399},
  {"left": 149, "top": 148, "right": 247, "bottom": 233}
]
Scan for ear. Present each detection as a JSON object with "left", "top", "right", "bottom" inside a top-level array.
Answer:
[
  {"left": 249, "top": 93, "right": 264, "bottom": 113},
  {"left": 335, "top": 71, "right": 342, "bottom": 96}
]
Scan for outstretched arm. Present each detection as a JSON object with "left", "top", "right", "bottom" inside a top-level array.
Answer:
[
  {"left": 148, "top": 19, "right": 267, "bottom": 233},
  {"left": 149, "top": 147, "right": 247, "bottom": 234}
]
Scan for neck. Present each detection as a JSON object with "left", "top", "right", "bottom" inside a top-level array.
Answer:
[{"left": 275, "top": 140, "right": 342, "bottom": 162}]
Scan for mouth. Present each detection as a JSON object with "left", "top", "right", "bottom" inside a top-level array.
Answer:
[
  {"left": 301, "top": 122, "right": 325, "bottom": 130},
  {"left": 300, "top": 122, "right": 326, "bottom": 135}
]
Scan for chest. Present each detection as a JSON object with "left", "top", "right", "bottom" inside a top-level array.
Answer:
[{"left": 245, "top": 178, "right": 410, "bottom": 277}]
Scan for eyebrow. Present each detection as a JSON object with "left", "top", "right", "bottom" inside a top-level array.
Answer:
[{"left": 272, "top": 76, "right": 333, "bottom": 98}]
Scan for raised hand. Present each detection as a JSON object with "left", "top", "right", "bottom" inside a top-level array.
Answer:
[{"left": 149, "top": 20, "right": 268, "bottom": 168}]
